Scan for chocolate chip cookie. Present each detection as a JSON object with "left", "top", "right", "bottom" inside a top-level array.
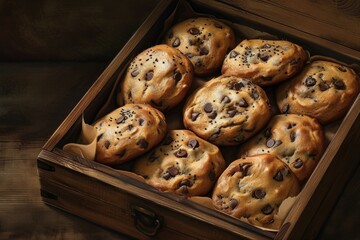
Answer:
[
  {"left": 133, "top": 130, "right": 226, "bottom": 197},
  {"left": 183, "top": 75, "right": 272, "bottom": 146},
  {"left": 93, "top": 104, "right": 167, "bottom": 165},
  {"left": 238, "top": 114, "right": 325, "bottom": 182},
  {"left": 119, "top": 44, "right": 194, "bottom": 111},
  {"left": 212, "top": 154, "right": 300, "bottom": 229},
  {"left": 222, "top": 39, "right": 308, "bottom": 86},
  {"left": 163, "top": 17, "right": 235, "bottom": 76},
  {"left": 276, "top": 60, "right": 360, "bottom": 124}
]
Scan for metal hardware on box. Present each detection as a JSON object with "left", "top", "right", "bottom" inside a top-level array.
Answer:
[
  {"left": 40, "top": 189, "right": 58, "bottom": 200},
  {"left": 131, "top": 205, "right": 162, "bottom": 237},
  {"left": 37, "top": 159, "right": 55, "bottom": 172}
]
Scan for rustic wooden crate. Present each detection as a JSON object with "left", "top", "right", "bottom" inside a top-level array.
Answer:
[{"left": 37, "top": 0, "right": 360, "bottom": 239}]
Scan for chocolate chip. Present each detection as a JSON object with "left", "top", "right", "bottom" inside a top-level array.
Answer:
[
  {"left": 251, "top": 90, "right": 259, "bottom": 100},
  {"left": 180, "top": 179, "right": 192, "bottom": 187},
  {"left": 252, "top": 189, "right": 266, "bottom": 199},
  {"left": 163, "top": 136, "right": 173, "bottom": 145},
  {"left": 261, "top": 204, "right": 274, "bottom": 215},
  {"left": 228, "top": 199, "right": 238, "bottom": 209},
  {"left": 305, "top": 76, "right": 316, "bottom": 87},
  {"left": 172, "top": 37, "right": 180, "bottom": 47},
  {"left": 228, "top": 110, "right": 238, "bottom": 118},
  {"left": 290, "top": 132, "right": 296, "bottom": 142},
  {"left": 266, "top": 138, "right": 275, "bottom": 148},
  {"left": 208, "top": 111, "right": 217, "bottom": 119},
  {"left": 318, "top": 82, "right": 329, "bottom": 91},
  {"left": 163, "top": 172, "right": 171, "bottom": 180},
  {"left": 185, "top": 53, "right": 193, "bottom": 58},
  {"left": 188, "top": 139, "right": 199, "bottom": 149},
  {"left": 175, "top": 149, "right": 188, "bottom": 158},
  {"left": 138, "top": 118, "right": 145, "bottom": 126},
  {"left": 128, "top": 124, "right": 133, "bottom": 131},
  {"left": 273, "top": 171, "right": 283, "bottom": 181},
  {"left": 134, "top": 105, "right": 142, "bottom": 109},
  {"left": 337, "top": 66, "right": 347, "bottom": 72},
  {"left": 221, "top": 96, "right": 231, "bottom": 104},
  {"left": 239, "top": 163, "right": 251, "bottom": 176},
  {"left": 204, "top": 103, "right": 213, "bottom": 113},
  {"left": 137, "top": 139, "right": 148, "bottom": 149},
  {"left": 145, "top": 71, "right": 154, "bottom": 81},
  {"left": 117, "top": 149, "right": 126, "bottom": 157},
  {"left": 116, "top": 116, "right": 126, "bottom": 124},
  {"left": 131, "top": 68, "right": 139, "bottom": 77},
  {"left": 262, "top": 43, "right": 271, "bottom": 49},
  {"left": 97, "top": 133, "right": 104, "bottom": 141},
  {"left": 189, "top": 27, "right": 200, "bottom": 35},
  {"left": 294, "top": 158, "right": 303, "bottom": 168},
  {"left": 168, "top": 167, "right": 179, "bottom": 177},
  {"left": 229, "top": 50, "right": 239, "bottom": 58},
  {"left": 264, "top": 128, "right": 271, "bottom": 138},
  {"left": 179, "top": 185, "right": 189, "bottom": 195},
  {"left": 191, "top": 112, "right": 200, "bottom": 121},
  {"left": 213, "top": 22, "right": 223, "bottom": 29},
  {"left": 199, "top": 47, "right": 209, "bottom": 55},
  {"left": 333, "top": 78, "right": 345, "bottom": 89},
  {"left": 238, "top": 98, "right": 249, "bottom": 108},
  {"left": 258, "top": 53, "right": 269, "bottom": 62},
  {"left": 104, "top": 140, "right": 110, "bottom": 149},
  {"left": 228, "top": 81, "right": 244, "bottom": 90},
  {"left": 281, "top": 104, "right": 290, "bottom": 113},
  {"left": 173, "top": 71, "right": 182, "bottom": 81}
]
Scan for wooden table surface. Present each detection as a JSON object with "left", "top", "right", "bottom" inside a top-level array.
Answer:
[{"left": 0, "top": 62, "right": 359, "bottom": 240}]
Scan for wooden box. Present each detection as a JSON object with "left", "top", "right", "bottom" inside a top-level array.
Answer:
[{"left": 37, "top": 0, "right": 360, "bottom": 239}]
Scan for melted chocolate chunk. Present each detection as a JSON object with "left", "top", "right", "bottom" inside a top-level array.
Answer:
[
  {"left": 175, "top": 149, "right": 188, "bottom": 158},
  {"left": 228, "top": 110, "right": 238, "bottom": 118},
  {"left": 117, "top": 149, "right": 126, "bottom": 157},
  {"left": 172, "top": 37, "right": 180, "bottom": 47},
  {"left": 138, "top": 118, "right": 145, "bottom": 126},
  {"left": 238, "top": 98, "right": 249, "bottom": 108},
  {"left": 104, "top": 140, "right": 110, "bottom": 149},
  {"left": 251, "top": 90, "right": 259, "bottom": 100},
  {"left": 173, "top": 71, "right": 182, "bottom": 81},
  {"left": 131, "top": 68, "right": 139, "bottom": 77},
  {"left": 252, "top": 189, "right": 266, "bottom": 199},
  {"left": 213, "top": 22, "right": 223, "bottom": 29},
  {"left": 199, "top": 47, "right": 209, "bottom": 55},
  {"left": 189, "top": 27, "right": 200, "bottom": 35},
  {"left": 145, "top": 71, "right": 154, "bottom": 81},
  {"left": 290, "top": 131, "right": 296, "bottom": 142},
  {"left": 229, "top": 50, "right": 239, "bottom": 58},
  {"left": 221, "top": 96, "right": 231, "bottom": 104},
  {"left": 134, "top": 105, "right": 142, "bottom": 109},
  {"left": 128, "top": 124, "right": 133, "bottom": 131},
  {"left": 137, "top": 139, "right": 148, "bottom": 149},
  {"left": 333, "top": 78, "right": 345, "bottom": 90},
  {"left": 281, "top": 104, "right": 290, "bottom": 113},
  {"left": 266, "top": 138, "right": 276, "bottom": 148},
  {"left": 168, "top": 166, "right": 180, "bottom": 177},
  {"left": 318, "top": 82, "right": 329, "bottom": 91},
  {"left": 116, "top": 116, "right": 126, "bottom": 124},
  {"left": 305, "top": 76, "right": 316, "bottom": 87},
  {"left": 208, "top": 111, "right": 217, "bottom": 119},
  {"left": 258, "top": 53, "right": 269, "bottom": 62},
  {"left": 188, "top": 139, "right": 199, "bottom": 149},
  {"left": 204, "top": 103, "right": 213, "bottom": 113},
  {"left": 163, "top": 136, "right": 173, "bottom": 145},
  {"left": 294, "top": 158, "right": 303, "bottom": 168},
  {"left": 239, "top": 163, "right": 251, "bottom": 176},
  {"left": 180, "top": 179, "right": 192, "bottom": 187},
  {"left": 228, "top": 81, "right": 244, "bottom": 90},
  {"left": 262, "top": 43, "right": 271, "bottom": 49},
  {"left": 185, "top": 53, "right": 193, "bottom": 58},
  {"left": 261, "top": 204, "right": 274, "bottom": 215},
  {"left": 337, "top": 66, "right": 347, "bottom": 72},
  {"left": 97, "top": 133, "right": 104, "bottom": 141},
  {"left": 274, "top": 140, "right": 283, "bottom": 147},
  {"left": 228, "top": 198, "right": 238, "bottom": 209},
  {"left": 273, "top": 171, "right": 283, "bottom": 181},
  {"left": 191, "top": 112, "right": 200, "bottom": 121}
]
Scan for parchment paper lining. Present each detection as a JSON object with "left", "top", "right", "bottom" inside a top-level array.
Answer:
[{"left": 62, "top": 0, "right": 358, "bottom": 232}]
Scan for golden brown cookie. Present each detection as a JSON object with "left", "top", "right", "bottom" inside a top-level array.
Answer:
[
  {"left": 93, "top": 104, "right": 167, "bottom": 165},
  {"left": 222, "top": 39, "right": 308, "bottom": 86},
  {"left": 163, "top": 17, "right": 235, "bottom": 76},
  {"left": 133, "top": 130, "right": 226, "bottom": 197},
  {"left": 183, "top": 75, "right": 272, "bottom": 146},
  {"left": 238, "top": 114, "right": 325, "bottom": 182},
  {"left": 212, "top": 154, "right": 300, "bottom": 229},
  {"left": 119, "top": 44, "right": 194, "bottom": 111},
  {"left": 276, "top": 60, "right": 360, "bottom": 124}
]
